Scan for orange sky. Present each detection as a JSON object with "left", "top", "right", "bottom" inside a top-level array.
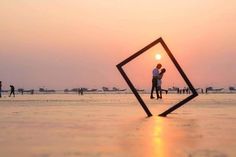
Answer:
[{"left": 0, "top": 0, "right": 236, "bottom": 89}]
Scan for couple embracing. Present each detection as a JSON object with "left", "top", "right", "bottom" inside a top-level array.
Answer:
[{"left": 150, "top": 63, "right": 166, "bottom": 99}]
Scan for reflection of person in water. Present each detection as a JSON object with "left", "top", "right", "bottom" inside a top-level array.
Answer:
[
  {"left": 9, "top": 85, "right": 15, "bottom": 97},
  {"left": 157, "top": 68, "right": 166, "bottom": 99},
  {"left": 0, "top": 81, "right": 2, "bottom": 98}
]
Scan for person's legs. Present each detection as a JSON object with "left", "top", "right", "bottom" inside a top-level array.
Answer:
[
  {"left": 155, "top": 85, "right": 160, "bottom": 99},
  {"left": 9, "top": 91, "right": 12, "bottom": 97},
  {"left": 150, "top": 78, "right": 155, "bottom": 98},
  {"left": 161, "top": 89, "right": 168, "bottom": 94},
  {"left": 159, "top": 86, "right": 162, "bottom": 99},
  {"left": 150, "top": 85, "right": 155, "bottom": 98}
]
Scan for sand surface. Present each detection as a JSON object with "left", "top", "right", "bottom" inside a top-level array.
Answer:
[{"left": 0, "top": 94, "right": 236, "bottom": 157}]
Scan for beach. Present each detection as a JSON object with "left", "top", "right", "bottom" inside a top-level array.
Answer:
[
  {"left": 1, "top": 0, "right": 236, "bottom": 156},
  {"left": 0, "top": 94, "right": 235, "bottom": 157}
]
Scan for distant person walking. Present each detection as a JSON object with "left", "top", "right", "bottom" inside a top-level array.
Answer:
[
  {"left": 9, "top": 85, "right": 15, "bottom": 97},
  {"left": 150, "top": 64, "right": 162, "bottom": 99},
  {"left": 0, "top": 81, "right": 2, "bottom": 98}
]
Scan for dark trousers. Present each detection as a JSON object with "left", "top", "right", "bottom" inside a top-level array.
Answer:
[
  {"left": 151, "top": 77, "right": 159, "bottom": 98},
  {"left": 9, "top": 90, "right": 15, "bottom": 97}
]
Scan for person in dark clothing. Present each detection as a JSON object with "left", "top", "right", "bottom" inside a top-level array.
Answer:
[
  {"left": 9, "top": 85, "right": 15, "bottom": 97},
  {"left": 0, "top": 81, "right": 2, "bottom": 98},
  {"left": 201, "top": 88, "right": 204, "bottom": 94},
  {"left": 177, "top": 88, "right": 180, "bottom": 94},
  {"left": 150, "top": 64, "right": 162, "bottom": 99},
  {"left": 80, "top": 88, "right": 84, "bottom": 95}
]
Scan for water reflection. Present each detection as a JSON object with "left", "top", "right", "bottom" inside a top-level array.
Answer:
[
  {"left": 122, "top": 116, "right": 189, "bottom": 157},
  {"left": 147, "top": 116, "right": 196, "bottom": 157},
  {"left": 152, "top": 117, "right": 166, "bottom": 157}
]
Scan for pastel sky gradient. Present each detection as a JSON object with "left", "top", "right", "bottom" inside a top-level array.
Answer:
[{"left": 0, "top": 0, "right": 236, "bottom": 89}]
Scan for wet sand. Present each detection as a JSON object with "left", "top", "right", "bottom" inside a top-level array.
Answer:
[{"left": 0, "top": 94, "right": 236, "bottom": 157}]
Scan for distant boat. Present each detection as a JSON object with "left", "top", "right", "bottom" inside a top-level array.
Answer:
[
  {"left": 86, "top": 88, "right": 98, "bottom": 92},
  {"left": 64, "top": 89, "right": 70, "bottom": 92},
  {"left": 168, "top": 86, "right": 179, "bottom": 93},
  {"left": 229, "top": 86, "right": 236, "bottom": 91},
  {"left": 39, "top": 88, "right": 55, "bottom": 93},
  {"left": 136, "top": 89, "right": 145, "bottom": 92},
  {"left": 112, "top": 87, "right": 126, "bottom": 91},
  {"left": 102, "top": 87, "right": 126, "bottom": 92},
  {"left": 206, "top": 87, "right": 224, "bottom": 93},
  {"left": 168, "top": 86, "right": 179, "bottom": 91},
  {"left": 102, "top": 87, "right": 110, "bottom": 91},
  {"left": 39, "top": 88, "right": 45, "bottom": 92},
  {"left": 18, "top": 88, "right": 24, "bottom": 94},
  {"left": 69, "top": 88, "right": 97, "bottom": 92}
]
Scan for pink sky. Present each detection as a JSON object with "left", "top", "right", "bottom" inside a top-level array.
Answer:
[{"left": 0, "top": 0, "right": 236, "bottom": 89}]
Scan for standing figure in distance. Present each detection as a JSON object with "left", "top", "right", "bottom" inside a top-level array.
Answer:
[
  {"left": 80, "top": 88, "right": 84, "bottom": 95},
  {"left": 9, "top": 85, "right": 15, "bottom": 97},
  {"left": 0, "top": 81, "right": 2, "bottom": 98},
  {"left": 150, "top": 63, "right": 162, "bottom": 99}
]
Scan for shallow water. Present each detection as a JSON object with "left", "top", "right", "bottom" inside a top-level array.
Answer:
[{"left": 0, "top": 94, "right": 235, "bottom": 157}]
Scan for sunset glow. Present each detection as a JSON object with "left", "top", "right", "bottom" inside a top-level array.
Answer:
[
  {"left": 0, "top": 1, "right": 236, "bottom": 156},
  {"left": 155, "top": 54, "right": 162, "bottom": 60}
]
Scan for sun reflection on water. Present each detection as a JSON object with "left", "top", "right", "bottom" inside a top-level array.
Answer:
[{"left": 152, "top": 117, "right": 166, "bottom": 157}]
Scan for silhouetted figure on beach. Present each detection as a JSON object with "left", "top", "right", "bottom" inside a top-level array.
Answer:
[
  {"left": 177, "top": 88, "right": 180, "bottom": 94},
  {"left": 186, "top": 88, "right": 189, "bottom": 94},
  {"left": 80, "top": 88, "right": 84, "bottom": 95},
  {"left": 0, "top": 81, "right": 2, "bottom": 98},
  {"left": 150, "top": 64, "right": 162, "bottom": 99},
  {"left": 183, "top": 88, "right": 186, "bottom": 94},
  {"left": 157, "top": 68, "right": 166, "bottom": 99},
  {"left": 77, "top": 88, "right": 83, "bottom": 95},
  {"left": 9, "top": 85, "right": 15, "bottom": 97}
]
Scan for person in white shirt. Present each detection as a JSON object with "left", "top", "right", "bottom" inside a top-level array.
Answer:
[
  {"left": 150, "top": 64, "right": 162, "bottom": 99},
  {"left": 157, "top": 68, "right": 166, "bottom": 99}
]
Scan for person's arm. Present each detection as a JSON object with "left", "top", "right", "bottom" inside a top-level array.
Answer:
[
  {"left": 158, "top": 74, "right": 163, "bottom": 79},
  {"left": 158, "top": 70, "right": 166, "bottom": 79}
]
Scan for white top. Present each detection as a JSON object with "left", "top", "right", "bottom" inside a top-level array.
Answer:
[{"left": 152, "top": 68, "right": 159, "bottom": 77}]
